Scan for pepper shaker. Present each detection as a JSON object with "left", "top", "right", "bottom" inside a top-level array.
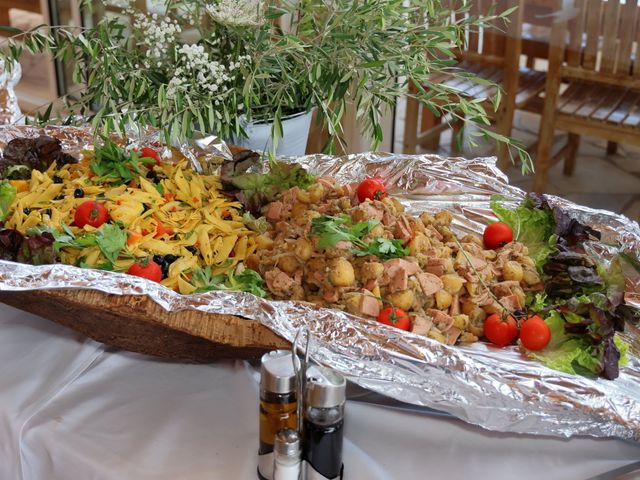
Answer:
[
  {"left": 303, "top": 366, "right": 346, "bottom": 480},
  {"left": 258, "top": 350, "right": 298, "bottom": 480}
]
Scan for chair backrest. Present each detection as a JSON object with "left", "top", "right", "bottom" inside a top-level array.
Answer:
[{"left": 549, "top": 0, "right": 640, "bottom": 88}]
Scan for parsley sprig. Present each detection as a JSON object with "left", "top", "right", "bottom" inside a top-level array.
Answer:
[{"left": 311, "top": 215, "right": 409, "bottom": 260}]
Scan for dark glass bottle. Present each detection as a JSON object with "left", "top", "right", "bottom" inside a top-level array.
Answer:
[
  {"left": 258, "top": 350, "right": 298, "bottom": 480},
  {"left": 303, "top": 366, "right": 346, "bottom": 479}
]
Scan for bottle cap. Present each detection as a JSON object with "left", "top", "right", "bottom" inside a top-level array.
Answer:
[
  {"left": 305, "top": 365, "right": 346, "bottom": 408},
  {"left": 274, "top": 428, "right": 301, "bottom": 457},
  {"left": 260, "top": 350, "right": 296, "bottom": 394}
]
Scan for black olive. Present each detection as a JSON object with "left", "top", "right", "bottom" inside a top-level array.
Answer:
[
  {"left": 74, "top": 188, "right": 84, "bottom": 198},
  {"left": 23, "top": 207, "right": 31, "bottom": 215},
  {"left": 185, "top": 245, "right": 198, "bottom": 254},
  {"left": 52, "top": 175, "right": 63, "bottom": 184},
  {"left": 164, "top": 254, "right": 178, "bottom": 264},
  {"left": 146, "top": 171, "right": 158, "bottom": 181},
  {"left": 153, "top": 255, "right": 165, "bottom": 266},
  {"left": 43, "top": 208, "right": 52, "bottom": 216},
  {"left": 54, "top": 194, "right": 64, "bottom": 201}
]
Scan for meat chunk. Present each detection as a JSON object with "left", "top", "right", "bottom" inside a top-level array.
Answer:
[
  {"left": 416, "top": 272, "right": 443, "bottom": 296},
  {"left": 389, "top": 268, "right": 408, "bottom": 292},
  {"left": 266, "top": 201, "right": 284, "bottom": 221},
  {"left": 449, "top": 293, "right": 460, "bottom": 316},
  {"left": 446, "top": 326, "right": 462, "bottom": 345},
  {"left": 499, "top": 294, "right": 523, "bottom": 312},
  {"left": 384, "top": 258, "right": 420, "bottom": 277},
  {"left": 394, "top": 216, "right": 413, "bottom": 245},
  {"left": 265, "top": 268, "right": 297, "bottom": 296},
  {"left": 359, "top": 289, "right": 380, "bottom": 317},
  {"left": 426, "top": 309, "right": 454, "bottom": 331},
  {"left": 411, "top": 315, "right": 433, "bottom": 336}
]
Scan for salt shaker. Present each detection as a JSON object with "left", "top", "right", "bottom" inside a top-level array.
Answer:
[
  {"left": 273, "top": 428, "right": 302, "bottom": 480},
  {"left": 303, "top": 366, "right": 346, "bottom": 480},
  {"left": 258, "top": 350, "right": 298, "bottom": 480}
]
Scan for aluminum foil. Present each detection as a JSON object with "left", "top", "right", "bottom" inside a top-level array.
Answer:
[{"left": 0, "top": 126, "right": 639, "bottom": 441}]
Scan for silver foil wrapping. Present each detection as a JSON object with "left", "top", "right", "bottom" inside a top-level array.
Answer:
[{"left": 0, "top": 126, "right": 639, "bottom": 441}]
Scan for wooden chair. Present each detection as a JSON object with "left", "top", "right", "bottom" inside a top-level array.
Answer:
[
  {"left": 403, "top": 0, "right": 547, "bottom": 170},
  {"left": 534, "top": 0, "right": 640, "bottom": 192}
]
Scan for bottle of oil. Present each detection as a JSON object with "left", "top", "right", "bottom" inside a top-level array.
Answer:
[
  {"left": 303, "top": 366, "right": 346, "bottom": 480},
  {"left": 258, "top": 350, "right": 298, "bottom": 480}
]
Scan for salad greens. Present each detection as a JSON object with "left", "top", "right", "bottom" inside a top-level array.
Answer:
[
  {"left": 491, "top": 193, "right": 637, "bottom": 380},
  {"left": 0, "top": 180, "right": 16, "bottom": 221},
  {"left": 189, "top": 266, "right": 267, "bottom": 298},
  {"left": 221, "top": 155, "right": 316, "bottom": 214},
  {"left": 490, "top": 194, "right": 556, "bottom": 270}
]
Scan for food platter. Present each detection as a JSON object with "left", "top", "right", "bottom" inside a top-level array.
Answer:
[{"left": 0, "top": 125, "right": 639, "bottom": 442}]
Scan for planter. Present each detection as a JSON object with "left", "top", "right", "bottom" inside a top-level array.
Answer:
[{"left": 235, "top": 110, "right": 313, "bottom": 157}]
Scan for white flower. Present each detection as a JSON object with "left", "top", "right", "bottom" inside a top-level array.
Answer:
[{"left": 205, "top": 0, "right": 265, "bottom": 27}]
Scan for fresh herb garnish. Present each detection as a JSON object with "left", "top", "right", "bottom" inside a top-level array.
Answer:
[
  {"left": 189, "top": 266, "right": 267, "bottom": 298},
  {"left": 311, "top": 215, "right": 408, "bottom": 259},
  {"left": 95, "top": 223, "right": 127, "bottom": 264},
  {"left": 311, "top": 215, "right": 377, "bottom": 250},
  {"left": 89, "top": 138, "right": 155, "bottom": 186},
  {"left": 353, "top": 237, "right": 409, "bottom": 260}
]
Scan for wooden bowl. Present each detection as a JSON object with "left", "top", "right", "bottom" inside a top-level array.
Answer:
[{"left": 0, "top": 289, "right": 289, "bottom": 361}]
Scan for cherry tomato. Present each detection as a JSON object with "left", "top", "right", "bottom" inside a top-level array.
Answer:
[
  {"left": 127, "top": 260, "right": 162, "bottom": 283},
  {"left": 377, "top": 307, "right": 411, "bottom": 331},
  {"left": 483, "top": 313, "right": 518, "bottom": 347},
  {"left": 357, "top": 178, "right": 387, "bottom": 203},
  {"left": 140, "top": 147, "right": 161, "bottom": 165},
  {"left": 483, "top": 222, "right": 514, "bottom": 250},
  {"left": 520, "top": 315, "right": 551, "bottom": 351},
  {"left": 74, "top": 200, "right": 108, "bottom": 229}
]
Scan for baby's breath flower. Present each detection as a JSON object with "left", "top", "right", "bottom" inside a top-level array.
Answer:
[{"left": 206, "top": 0, "right": 265, "bottom": 27}]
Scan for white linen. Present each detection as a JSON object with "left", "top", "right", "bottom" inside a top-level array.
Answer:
[{"left": 0, "top": 303, "right": 639, "bottom": 480}]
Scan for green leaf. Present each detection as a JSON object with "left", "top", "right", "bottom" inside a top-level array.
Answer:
[
  {"left": 95, "top": 223, "right": 127, "bottom": 264},
  {"left": 0, "top": 181, "right": 17, "bottom": 221}
]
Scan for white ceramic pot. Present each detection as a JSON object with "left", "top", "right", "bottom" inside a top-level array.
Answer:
[{"left": 235, "top": 110, "right": 313, "bottom": 157}]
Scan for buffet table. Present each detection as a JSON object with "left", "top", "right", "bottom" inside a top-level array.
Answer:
[{"left": 1, "top": 303, "right": 639, "bottom": 480}]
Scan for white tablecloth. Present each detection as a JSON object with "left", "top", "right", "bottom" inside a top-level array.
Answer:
[{"left": 1, "top": 303, "right": 639, "bottom": 480}]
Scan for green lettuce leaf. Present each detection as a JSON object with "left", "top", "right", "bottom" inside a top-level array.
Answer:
[
  {"left": 95, "top": 223, "right": 127, "bottom": 264},
  {"left": 0, "top": 180, "right": 16, "bottom": 221},
  {"left": 490, "top": 195, "right": 556, "bottom": 270}
]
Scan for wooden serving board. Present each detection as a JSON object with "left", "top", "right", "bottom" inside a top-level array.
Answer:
[{"left": 0, "top": 289, "right": 289, "bottom": 361}]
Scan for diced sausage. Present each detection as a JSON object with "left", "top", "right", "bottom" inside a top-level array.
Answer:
[
  {"left": 416, "top": 272, "right": 443, "bottom": 296},
  {"left": 446, "top": 326, "right": 462, "bottom": 345},
  {"left": 266, "top": 201, "right": 283, "bottom": 221},
  {"left": 265, "top": 268, "right": 297, "bottom": 296},
  {"left": 411, "top": 315, "right": 433, "bottom": 336},
  {"left": 426, "top": 309, "right": 455, "bottom": 331},
  {"left": 359, "top": 289, "right": 380, "bottom": 317}
]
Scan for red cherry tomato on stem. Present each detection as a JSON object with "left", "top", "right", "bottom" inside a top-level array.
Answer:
[
  {"left": 520, "top": 315, "right": 551, "bottom": 351},
  {"left": 74, "top": 200, "right": 108, "bottom": 228},
  {"left": 357, "top": 178, "right": 387, "bottom": 203},
  {"left": 483, "top": 222, "right": 513, "bottom": 250},
  {"left": 127, "top": 260, "right": 162, "bottom": 283},
  {"left": 139, "top": 147, "right": 161, "bottom": 166},
  {"left": 377, "top": 307, "right": 411, "bottom": 331},
  {"left": 483, "top": 313, "right": 518, "bottom": 347}
]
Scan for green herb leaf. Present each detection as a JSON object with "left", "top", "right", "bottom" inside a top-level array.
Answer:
[
  {"left": 0, "top": 180, "right": 16, "bottom": 221},
  {"left": 353, "top": 237, "right": 409, "bottom": 260},
  {"left": 95, "top": 223, "right": 127, "bottom": 264}
]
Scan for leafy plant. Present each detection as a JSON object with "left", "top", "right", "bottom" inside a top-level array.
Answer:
[{"left": 0, "top": 0, "right": 531, "bottom": 169}]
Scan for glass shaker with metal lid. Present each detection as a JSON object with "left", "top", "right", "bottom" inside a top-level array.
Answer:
[
  {"left": 303, "top": 365, "right": 346, "bottom": 480},
  {"left": 258, "top": 350, "right": 298, "bottom": 480}
]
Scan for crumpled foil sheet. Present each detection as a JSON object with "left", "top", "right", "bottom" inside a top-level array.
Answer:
[{"left": 0, "top": 125, "right": 639, "bottom": 441}]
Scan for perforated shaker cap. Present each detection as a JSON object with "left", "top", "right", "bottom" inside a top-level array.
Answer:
[
  {"left": 305, "top": 365, "right": 346, "bottom": 408},
  {"left": 260, "top": 350, "right": 296, "bottom": 394},
  {"left": 274, "top": 428, "right": 301, "bottom": 457}
]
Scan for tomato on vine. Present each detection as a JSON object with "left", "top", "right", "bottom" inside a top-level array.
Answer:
[
  {"left": 377, "top": 307, "right": 411, "bottom": 331},
  {"left": 357, "top": 178, "right": 387, "bottom": 203},
  {"left": 483, "top": 222, "right": 513, "bottom": 250},
  {"left": 520, "top": 315, "right": 551, "bottom": 351},
  {"left": 127, "top": 259, "right": 162, "bottom": 283},
  {"left": 483, "top": 313, "right": 518, "bottom": 347},
  {"left": 74, "top": 200, "right": 108, "bottom": 228}
]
